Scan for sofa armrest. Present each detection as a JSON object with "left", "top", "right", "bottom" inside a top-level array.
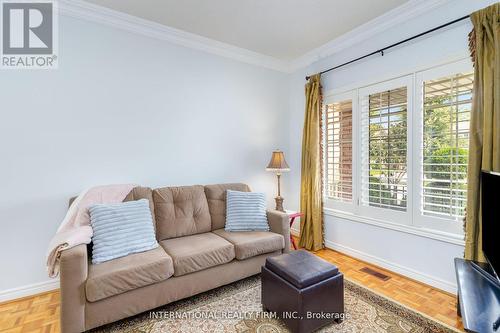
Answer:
[
  {"left": 267, "top": 210, "right": 291, "bottom": 253},
  {"left": 60, "top": 244, "right": 88, "bottom": 333}
]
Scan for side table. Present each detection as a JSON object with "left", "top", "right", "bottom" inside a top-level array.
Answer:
[{"left": 285, "top": 210, "right": 303, "bottom": 250}]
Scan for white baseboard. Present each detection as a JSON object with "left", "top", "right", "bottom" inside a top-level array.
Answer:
[
  {"left": 324, "top": 240, "right": 457, "bottom": 294},
  {"left": 0, "top": 279, "right": 60, "bottom": 303},
  {"left": 291, "top": 224, "right": 456, "bottom": 293}
]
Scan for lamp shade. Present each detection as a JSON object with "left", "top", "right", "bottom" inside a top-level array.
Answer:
[{"left": 266, "top": 150, "right": 290, "bottom": 172}]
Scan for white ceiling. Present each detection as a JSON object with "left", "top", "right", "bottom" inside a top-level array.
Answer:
[{"left": 83, "top": 0, "right": 409, "bottom": 61}]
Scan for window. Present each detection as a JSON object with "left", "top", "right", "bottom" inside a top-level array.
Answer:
[
  {"left": 421, "top": 72, "right": 473, "bottom": 220},
  {"left": 358, "top": 76, "right": 413, "bottom": 223},
  {"left": 325, "top": 99, "right": 353, "bottom": 203},
  {"left": 365, "top": 87, "right": 408, "bottom": 211},
  {"left": 323, "top": 59, "right": 473, "bottom": 237}
]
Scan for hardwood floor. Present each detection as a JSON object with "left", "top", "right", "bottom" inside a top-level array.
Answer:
[
  {"left": 0, "top": 245, "right": 463, "bottom": 332},
  {"left": 312, "top": 247, "right": 463, "bottom": 330},
  {"left": 0, "top": 290, "right": 59, "bottom": 333}
]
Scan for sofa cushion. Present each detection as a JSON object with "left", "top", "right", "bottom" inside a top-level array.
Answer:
[
  {"left": 153, "top": 185, "right": 211, "bottom": 241},
  {"left": 204, "top": 183, "right": 250, "bottom": 230},
  {"left": 86, "top": 246, "right": 174, "bottom": 302},
  {"left": 212, "top": 229, "right": 284, "bottom": 260},
  {"left": 160, "top": 232, "right": 235, "bottom": 276}
]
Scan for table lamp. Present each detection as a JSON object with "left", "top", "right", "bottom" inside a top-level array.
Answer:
[{"left": 266, "top": 150, "right": 290, "bottom": 212}]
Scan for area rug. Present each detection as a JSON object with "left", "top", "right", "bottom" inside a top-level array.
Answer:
[{"left": 92, "top": 276, "right": 461, "bottom": 333}]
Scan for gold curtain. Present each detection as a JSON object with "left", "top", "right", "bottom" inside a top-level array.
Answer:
[
  {"left": 299, "top": 74, "right": 324, "bottom": 251},
  {"left": 465, "top": 3, "right": 500, "bottom": 262}
]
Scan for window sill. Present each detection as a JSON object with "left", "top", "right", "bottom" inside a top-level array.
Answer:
[{"left": 323, "top": 208, "right": 465, "bottom": 246}]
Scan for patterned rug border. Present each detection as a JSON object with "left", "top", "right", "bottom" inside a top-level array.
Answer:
[{"left": 343, "top": 277, "right": 462, "bottom": 333}]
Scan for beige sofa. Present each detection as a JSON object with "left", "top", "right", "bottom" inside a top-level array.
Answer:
[{"left": 59, "top": 183, "right": 290, "bottom": 333}]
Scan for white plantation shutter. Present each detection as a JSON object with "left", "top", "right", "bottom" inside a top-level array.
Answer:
[
  {"left": 361, "top": 86, "right": 408, "bottom": 212},
  {"left": 325, "top": 100, "right": 353, "bottom": 202},
  {"left": 323, "top": 60, "right": 472, "bottom": 236},
  {"left": 421, "top": 72, "right": 473, "bottom": 220}
]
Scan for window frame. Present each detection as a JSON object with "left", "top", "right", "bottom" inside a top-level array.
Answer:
[
  {"left": 323, "top": 90, "right": 357, "bottom": 214},
  {"left": 413, "top": 58, "right": 473, "bottom": 235},
  {"left": 358, "top": 75, "right": 414, "bottom": 225},
  {"left": 322, "top": 58, "right": 472, "bottom": 240}
]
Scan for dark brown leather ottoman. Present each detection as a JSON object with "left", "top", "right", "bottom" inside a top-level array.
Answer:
[{"left": 261, "top": 250, "right": 344, "bottom": 333}]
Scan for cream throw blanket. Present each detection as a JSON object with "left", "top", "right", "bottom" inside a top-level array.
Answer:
[{"left": 46, "top": 184, "right": 136, "bottom": 278}]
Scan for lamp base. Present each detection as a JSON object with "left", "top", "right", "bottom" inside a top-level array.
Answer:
[{"left": 274, "top": 196, "right": 285, "bottom": 212}]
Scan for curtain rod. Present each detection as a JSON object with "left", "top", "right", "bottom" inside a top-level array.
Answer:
[{"left": 305, "top": 14, "right": 470, "bottom": 80}]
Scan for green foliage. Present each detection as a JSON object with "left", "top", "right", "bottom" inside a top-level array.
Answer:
[
  {"left": 425, "top": 147, "right": 468, "bottom": 180},
  {"left": 368, "top": 176, "right": 407, "bottom": 209},
  {"left": 368, "top": 107, "right": 408, "bottom": 208},
  {"left": 367, "top": 93, "right": 469, "bottom": 212},
  {"left": 369, "top": 110, "right": 407, "bottom": 177}
]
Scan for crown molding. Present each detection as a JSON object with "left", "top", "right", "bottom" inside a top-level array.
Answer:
[
  {"left": 58, "top": 0, "right": 290, "bottom": 72},
  {"left": 289, "top": 0, "right": 453, "bottom": 71},
  {"left": 57, "top": 0, "right": 457, "bottom": 74}
]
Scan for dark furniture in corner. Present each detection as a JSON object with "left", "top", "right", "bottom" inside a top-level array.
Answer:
[
  {"left": 455, "top": 258, "right": 500, "bottom": 333},
  {"left": 261, "top": 250, "right": 344, "bottom": 333}
]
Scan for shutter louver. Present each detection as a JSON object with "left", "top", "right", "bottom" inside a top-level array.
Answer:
[
  {"left": 361, "top": 86, "right": 408, "bottom": 211},
  {"left": 326, "top": 100, "right": 353, "bottom": 202},
  {"left": 421, "top": 72, "right": 473, "bottom": 220}
]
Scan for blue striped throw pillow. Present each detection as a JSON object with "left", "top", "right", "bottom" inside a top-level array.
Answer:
[
  {"left": 225, "top": 190, "right": 269, "bottom": 231},
  {"left": 89, "top": 199, "right": 158, "bottom": 264}
]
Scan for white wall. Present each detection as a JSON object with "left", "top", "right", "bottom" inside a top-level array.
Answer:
[
  {"left": 0, "top": 15, "right": 290, "bottom": 297},
  {"left": 287, "top": 0, "right": 497, "bottom": 293},
  {"left": 2, "top": 0, "right": 496, "bottom": 300}
]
